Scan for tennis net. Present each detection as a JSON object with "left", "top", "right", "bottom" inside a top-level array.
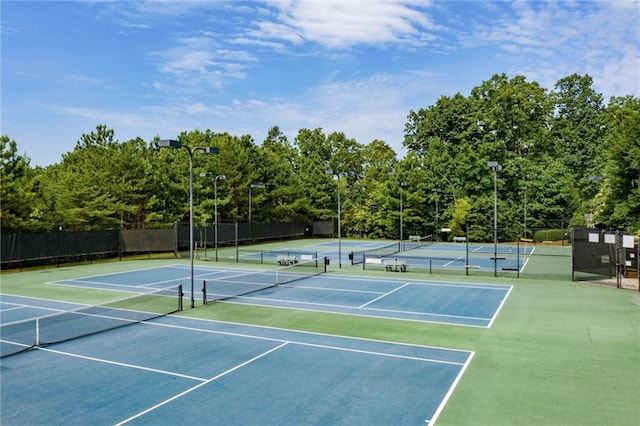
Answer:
[
  {"left": 351, "top": 242, "right": 401, "bottom": 264},
  {"left": 202, "top": 256, "right": 326, "bottom": 303},
  {"left": 237, "top": 248, "right": 318, "bottom": 265},
  {"left": 0, "top": 285, "right": 182, "bottom": 358},
  {"left": 402, "top": 234, "right": 434, "bottom": 251}
]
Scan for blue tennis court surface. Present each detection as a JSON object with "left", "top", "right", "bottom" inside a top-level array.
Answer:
[
  {"left": 1, "top": 295, "right": 473, "bottom": 425},
  {"left": 49, "top": 265, "right": 512, "bottom": 327},
  {"left": 234, "top": 239, "right": 534, "bottom": 273}
]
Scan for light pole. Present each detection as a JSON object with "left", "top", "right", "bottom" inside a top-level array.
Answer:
[
  {"left": 488, "top": 161, "right": 502, "bottom": 277},
  {"left": 327, "top": 171, "right": 342, "bottom": 268},
  {"left": 158, "top": 139, "right": 219, "bottom": 308},
  {"left": 432, "top": 189, "right": 439, "bottom": 242},
  {"left": 523, "top": 186, "right": 527, "bottom": 238},
  {"left": 201, "top": 173, "right": 228, "bottom": 261},
  {"left": 214, "top": 175, "right": 227, "bottom": 260},
  {"left": 249, "top": 183, "right": 266, "bottom": 224},
  {"left": 398, "top": 181, "right": 408, "bottom": 250}
]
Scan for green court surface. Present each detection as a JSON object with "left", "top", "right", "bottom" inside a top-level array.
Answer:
[{"left": 1, "top": 238, "right": 638, "bottom": 425}]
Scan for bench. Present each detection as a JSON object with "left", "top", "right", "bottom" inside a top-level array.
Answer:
[
  {"left": 383, "top": 259, "right": 407, "bottom": 272},
  {"left": 408, "top": 235, "right": 421, "bottom": 242},
  {"left": 277, "top": 255, "right": 298, "bottom": 266},
  {"left": 453, "top": 236, "right": 467, "bottom": 243}
]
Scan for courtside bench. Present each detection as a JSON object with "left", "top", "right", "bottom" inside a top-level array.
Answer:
[
  {"left": 277, "top": 255, "right": 298, "bottom": 266},
  {"left": 383, "top": 259, "right": 407, "bottom": 272}
]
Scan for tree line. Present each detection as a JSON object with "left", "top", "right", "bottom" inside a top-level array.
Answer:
[{"left": 2, "top": 73, "right": 639, "bottom": 240}]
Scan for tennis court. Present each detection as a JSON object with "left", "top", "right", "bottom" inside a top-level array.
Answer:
[
  {"left": 1, "top": 293, "right": 473, "bottom": 425},
  {"left": 48, "top": 265, "right": 512, "bottom": 327},
  {"left": 2, "top": 241, "right": 637, "bottom": 426},
  {"left": 232, "top": 239, "right": 535, "bottom": 274}
]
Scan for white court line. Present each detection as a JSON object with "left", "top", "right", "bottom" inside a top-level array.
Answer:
[
  {"left": 47, "top": 264, "right": 169, "bottom": 283},
  {"left": 0, "top": 339, "right": 32, "bottom": 350},
  {"left": 0, "top": 302, "right": 67, "bottom": 318},
  {"left": 360, "top": 282, "right": 410, "bottom": 308},
  {"left": 146, "top": 320, "right": 467, "bottom": 365},
  {"left": 0, "top": 293, "right": 86, "bottom": 307},
  {"left": 114, "top": 342, "right": 289, "bottom": 425},
  {"left": 0, "top": 305, "right": 25, "bottom": 313},
  {"left": 55, "top": 279, "right": 140, "bottom": 288},
  {"left": 261, "top": 296, "right": 491, "bottom": 322},
  {"left": 487, "top": 285, "right": 514, "bottom": 328},
  {"left": 442, "top": 257, "right": 465, "bottom": 267},
  {"left": 293, "top": 340, "right": 466, "bottom": 366},
  {"left": 425, "top": 351, "right": 476, "bottom": 425},
  {"left": 38, "top": 346, "right": 207, "bottom": 382},
  {"left": 224, "top": 297, "right": 492, "bottom": 327},
  {"left": 68, "top": 264, "right": 223, "bottom": 289},
  {"left": 0, "top": 303, "right": 66, "bottom": 315},
  {"left": 281, "top": 283, "right": 384, "bottom": 296}
]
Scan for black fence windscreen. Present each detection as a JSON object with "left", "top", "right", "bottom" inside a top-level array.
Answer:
[
  {"left": 1, "top": 231, "right": 120, "bottom": 268},
  {"left": 121, "top": 228, "right": 177, "bottom": 254},
  {"left": 183, "top": 222, "right": 307, "bottom": 250},
  {"left": 1, "top": 221, "right": 315, "bottom": 269},
  {"left": 572, "top": 228, "right": 639, "bottom": 290},
  {"left": 572, "top": 228, "right": 617, "bottom": 279}
]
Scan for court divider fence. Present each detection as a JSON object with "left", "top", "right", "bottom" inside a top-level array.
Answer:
[
  {"left": 3, "top": 222, "right": 637, "bottom": 290},
  {"left": 358, "top": 228, "right": 527, "bottom": 278},
  {"left": 1, "top": 220, "right": 332, "bottom": 270}
]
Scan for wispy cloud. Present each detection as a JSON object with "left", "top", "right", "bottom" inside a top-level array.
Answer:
[
  {"left": 52, "top": 105, "right": 146, "bottom": 129},
  {"left": 153, "top": 35, "right": 256, "bottom": 92},
  {"left": 465, "top": 1, "right": 639, "bottom": 95},
  {"left": 211, "top": 70, "right": 441, "bottom": 151},
  {"left": 252, "top": 0, "right": 438, "bottom": 49},
  {"left": 1, "top": 19, "right": 21, "bottom": 35}
]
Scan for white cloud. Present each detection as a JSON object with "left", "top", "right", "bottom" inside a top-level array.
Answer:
[
  {"left": 133, "top": 70, "right": 430, "bottom": 153},
  {"left": 153, "top": 36, "right": 256, "bottom": 92},
  {"left": 254, "top": 0, "right": 437, "bottom": 49},
  {"left": 216, "top": 70, "right": 441, "bottom": 154},
  {"left": 1, "top": 19, "right": 21, "bottom": 35},
  {"left": 53, "top": 106, "right": 145, "bottom": 128},
  {"left": 466, "top": 0, "right": 639, "bottom": 96},
  {"left": 597, "top": 45, "right": 640, "bottom": 98}
]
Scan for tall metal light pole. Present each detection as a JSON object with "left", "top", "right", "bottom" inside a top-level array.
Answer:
[
  {"left": 337, "top": 175, "right": 341, "bottom": 268},
  {"left": 249, "top": 183, "right": 266, "bottom": 224},
  {"left": 327, "top": 171, "right": 342, "bottom": 268},
  {"left": 488, "top": 161, "right": 502, "bottom": 277},
  {"left": 521, "top": 186, "right": 527, "bottom": 239},
  {"left": 398, "top": 181, "right": 408, "bottom": 250},
  {"left": 158, "top": 139, "right": 219, "bottom": 308},
  {"left": 432, "top": 189, "right": 439, "bottom": 242},
  {"left": 214, "top": 175, "right": 227, "bottom": 261},
  {"left": 201, "top": 173, "right": 228, "bottom": 261}
]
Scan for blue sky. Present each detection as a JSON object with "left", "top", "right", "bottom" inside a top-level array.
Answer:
[{"left": 2, "top": 0, "right": 639, "bottom": 166}]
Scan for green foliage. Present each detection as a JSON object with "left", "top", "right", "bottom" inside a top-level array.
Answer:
[
  {"left": 602, "top": 96, "right": 640, "bottom": 232},
  {"left": 450, "top": 198, "right": 471, "bottom": 237},
  {"left": 2, "top": 74, "right": 637, "bottom": 238},
  {"left": 0, "top": 136, "right": 35, "bottom": 232}
]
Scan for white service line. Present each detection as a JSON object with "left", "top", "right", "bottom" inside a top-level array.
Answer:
[{"left": 114, "top": 342, "right": 289, "bottom": 425}]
